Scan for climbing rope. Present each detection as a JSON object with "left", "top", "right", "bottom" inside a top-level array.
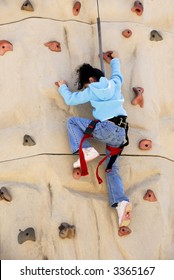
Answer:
[{"left": 96, "top": 0, "right": 105, "bottom": 75}]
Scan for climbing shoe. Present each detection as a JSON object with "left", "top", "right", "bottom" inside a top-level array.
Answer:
[
  {"left": 116, "top": 201, "right": 132, "bottom": 227},
  {"left": 73, "top": 147, "right": 99, "bottom": 168}
]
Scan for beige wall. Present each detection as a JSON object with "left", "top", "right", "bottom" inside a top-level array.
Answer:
[{"left": 0, "top": 0, "right": 174, "bottom": 260}]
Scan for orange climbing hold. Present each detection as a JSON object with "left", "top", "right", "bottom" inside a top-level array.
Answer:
[
  {"left": 131, "top": 1, "right": 144, "bottom": 16},
  {"left": 131, "top": 87, "right": 144, "bottom": 108},
  {"left": 0, "top": 40, "right": 13, "bottom": 56},
  {"left": 118, "top": 226, "right": 132, "bottom": 237},
  {"left": 139, "top": 139, "right": 152, "bottom": 150},
  {"left": 122, "top": 29, "right": 132, "bottom": 38},
  {"left": 73, "top": 2, "right": 81, "bottom": 16},
  {"left": 143, "top": 189, "right": 157, "bottom": 202},
  {"left": 44, "top": 41, "right": 61, "bottom": 52}
]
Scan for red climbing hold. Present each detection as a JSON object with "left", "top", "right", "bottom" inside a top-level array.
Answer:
[
  {"left": 139, "top": 139, "right": 152, "bottom": 150},
  {"left": 131, "top": 1, "right": 144, "bottom": 16},
  {"left": 73, "top": 167, "right": 82, "bottom": 180},
  {"left": 131, "top": 87, "right": 144, "bottom": 108},
  {"left": 44, "top": 41, "right": 61, "bottom": 52},
  {"left": 122, "top": 29, "right": 132, "bottom": 38},
  {"left": 118, "top": 226, "right": 132, "bottom": 237},
  {"left": 0, "top": 40, "right": 13, "bottom": 56},
  {"left": 73, "top": 2, "right": 81, "bottom": 16},
  {"left": 143, "top": 189, "right": 157, "bottom": 202}
]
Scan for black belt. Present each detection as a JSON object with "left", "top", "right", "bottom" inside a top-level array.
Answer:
[{"left": 108, "top": 115, "right": 127, "bottom": 129}]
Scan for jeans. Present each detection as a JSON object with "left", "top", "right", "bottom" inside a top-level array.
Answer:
[{"left": 67, "top": 116, "right": 129, "bottom": 207}]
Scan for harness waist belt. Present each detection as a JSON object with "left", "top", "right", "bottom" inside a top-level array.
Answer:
[{"left": 108, "top": 115, "right": 127, "bottom": 129}]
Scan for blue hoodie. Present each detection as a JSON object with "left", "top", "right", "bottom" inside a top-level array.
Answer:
[{"left": 58, "top": 58, "right": 127, "bottom": 121}]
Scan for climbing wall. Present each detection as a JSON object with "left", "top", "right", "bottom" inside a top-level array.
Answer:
[{"left": 0, "top": 0, "right": 174, "bottom": 260}]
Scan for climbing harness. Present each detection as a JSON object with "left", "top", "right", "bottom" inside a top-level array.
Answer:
[
  {"left": 96, "top": 0, "right": 105, "bottom": 75},
  {"left": 79, "top": 116, "right": 129, "bottom": 184}
]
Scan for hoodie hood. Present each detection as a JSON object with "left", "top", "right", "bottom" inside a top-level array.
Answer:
[{"left": 89, "top": 77, "right": 115, "bottom": 100}]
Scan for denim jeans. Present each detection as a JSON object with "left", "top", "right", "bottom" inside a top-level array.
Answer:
[{"left": 67, "top": 116, "right": 129, "bottom": 206}]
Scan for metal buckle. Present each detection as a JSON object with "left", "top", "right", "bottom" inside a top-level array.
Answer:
[{"left": 117, "top": 118, "right": 127, "bottom": 129}]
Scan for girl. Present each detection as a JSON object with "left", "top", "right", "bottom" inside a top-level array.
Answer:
[{"left": 55, "top": 51, "right": 132, "bottom": 228}]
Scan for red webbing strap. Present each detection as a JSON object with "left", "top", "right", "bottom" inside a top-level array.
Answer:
[
  {"left": 96, "top": 145, "right": 122, "bottom": 184},
  {"left": 79, "top": 134, "right": 93, "bottom": 176},
  {"left": 96, "top": 154, "right": 110, "bottom": 184},
  {"left": 79, "top": 120, "right": 99, "bottom": 176},
  {"left": 106, "top": 145, "right": 122, "bottom": 155}
]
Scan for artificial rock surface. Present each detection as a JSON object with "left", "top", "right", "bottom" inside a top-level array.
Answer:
[{"left": 0, "top": 0, "right": 174, "bottom": 260}]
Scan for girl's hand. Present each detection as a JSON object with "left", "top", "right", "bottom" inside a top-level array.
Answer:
[
  {"left": 55, "top": 80, "right": 67, "bottom": 87},
  {"left": 102, "top": 51, "right": 113, "bottom": 63},
  {"left": 111, "top": 51, "right": 119, "bottom": 59},
  {"left": 102, "top": 50, "right": 119, "bottom": 63}
]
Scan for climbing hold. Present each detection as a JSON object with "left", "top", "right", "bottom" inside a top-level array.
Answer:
[
  {"left": 73, "top": 167, "right": 81, "bottom": 180},
  {"left": 58, "top": 223, "right": 76, "bottom": 239},
  {"left": 21, "top": 0, "right": 34, "bottom": 12},
  {"left": 143, "top": 189, "right": 157, "bottom": 202},
  {"left": 18, "top": 227, "right": 36, "bottom": 244},
  {"left": 139, "top": 139, "right": 152, "bottom": 150},
  {"left": 23, "top": 135, "right": 36, "bottom": 146},
  {"left": 122, "top": 29, "right": 132, "bottom": 38},
  {"left": 0, "top": 40, "right": 13, "bottom": 56},
  {"left": 0, "top": 187, "right": 12, "bottom": 202},
  {"left": 73, "top": 2, "right": 81, "bottom": 16},
  {"left": 131, "top": 87, "right": 144, "bottom": 108},
  {"left": 118, "top": 226, "right": 132, "bottom": 237},
  {"left": 44, "top": 41, "right": 61, "bottom": 52},
  {"left": 102, "top": 51, "right": 113, "bottom": 63},
  {"left": 150, "top": 30, "right": 163, "bottom": 41},
  {"left": 131, "top": 1, "right": 144, "bottom": 16}
]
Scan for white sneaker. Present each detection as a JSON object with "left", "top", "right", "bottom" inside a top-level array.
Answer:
[
  {"left": 73, "top": 147, "right": 99, "bottom": 168},
  {"left": 116, "top": 201, "right": 132, "bottom": 227}
]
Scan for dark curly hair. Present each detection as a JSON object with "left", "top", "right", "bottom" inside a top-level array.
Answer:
[{"left": 76, "top": 63, "right": 104, "bottom": 90}]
